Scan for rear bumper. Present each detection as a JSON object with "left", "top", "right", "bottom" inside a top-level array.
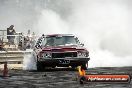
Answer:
[{"left": 38, "top": 57, "right": 90, "bottom": 67}]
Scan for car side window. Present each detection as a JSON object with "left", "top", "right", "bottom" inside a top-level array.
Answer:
[{"left": 42, "top": 37, "right": 46, "bottom": 47}]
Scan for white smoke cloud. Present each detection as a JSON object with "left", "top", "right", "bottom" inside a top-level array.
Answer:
[
  {"left": 23, "top": 51, "right": 37, "bottom": 70},
  {"left": 67, "top": 0, "right": 132, "bottom": 67},
  {"left": 1, "top": 0, "right": 132, "bottom": 68},
  {"left": 35, "top": 0, "right": 132, "bottom": 67},
  {"left": 34, "top": 9, "right": 69, "bottom": 35}
]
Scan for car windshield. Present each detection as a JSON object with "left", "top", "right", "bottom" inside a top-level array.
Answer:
[{"left": 43, "top": 36, "right": 78, "bottom": 46}]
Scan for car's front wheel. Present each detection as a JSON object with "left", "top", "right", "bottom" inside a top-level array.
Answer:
[
  {"left": 37, "top": 61, "right": 45, "bottom": 71},
  {"left": 71, "top": 65, "right": 77, "bottom": 69}
]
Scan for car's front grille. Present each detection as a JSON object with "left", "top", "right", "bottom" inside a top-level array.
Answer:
[{"left": 52, "top": 52, "right": 77, "bottom": 58}]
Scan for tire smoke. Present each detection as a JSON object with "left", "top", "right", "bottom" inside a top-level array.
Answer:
[
  {"left": 23, "top": 51, "right": 37, "bottom": 70},
  {"left": 68, "top": 0, "right": 132, "bottom": 67},
  {"left": 35, "top": 0, "right": 132, "bottom": 67},
  {"left": 0, "top": 0, "right": 131, "bottom": 68}
]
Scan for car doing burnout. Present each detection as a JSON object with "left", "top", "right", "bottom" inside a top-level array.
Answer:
[{"left": 33, "top": 34, "right": 90, "bottom": 70}]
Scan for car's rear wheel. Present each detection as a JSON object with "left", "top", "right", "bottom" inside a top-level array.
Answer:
[{"left": 81, "top": 62, "right": 88, "bottom": 70}]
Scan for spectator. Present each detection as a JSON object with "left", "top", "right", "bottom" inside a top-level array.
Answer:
[
  {"left": 0, "top": 38, "right": 3, "bottom": 50},
  {"left": 7, "top": 25, "right": 16, "bottom": 44}
]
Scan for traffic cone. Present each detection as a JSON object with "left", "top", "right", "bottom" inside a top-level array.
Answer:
[{"left": 3, "top": 62, "right": 8, "bottom": 77}]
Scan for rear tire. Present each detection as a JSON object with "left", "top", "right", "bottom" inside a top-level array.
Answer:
[
  {"left": 82, "top": 62, "right": 88, "bottom": 70},
  {"left": 80, "top": 76, "right": 86, "bottom": 84}
]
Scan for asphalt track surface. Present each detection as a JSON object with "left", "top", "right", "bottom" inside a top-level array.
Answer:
[{"left": 0, "top": 67, "right": 132, "bottom": 88}]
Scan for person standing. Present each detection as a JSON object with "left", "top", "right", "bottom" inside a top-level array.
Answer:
[{"left": 7, "top": 25, "right": 16, "bottom": 44}]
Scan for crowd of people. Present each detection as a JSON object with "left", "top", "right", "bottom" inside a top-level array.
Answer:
[{"left": 0, "top": 25, "right": 36, "bottom": 50}]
